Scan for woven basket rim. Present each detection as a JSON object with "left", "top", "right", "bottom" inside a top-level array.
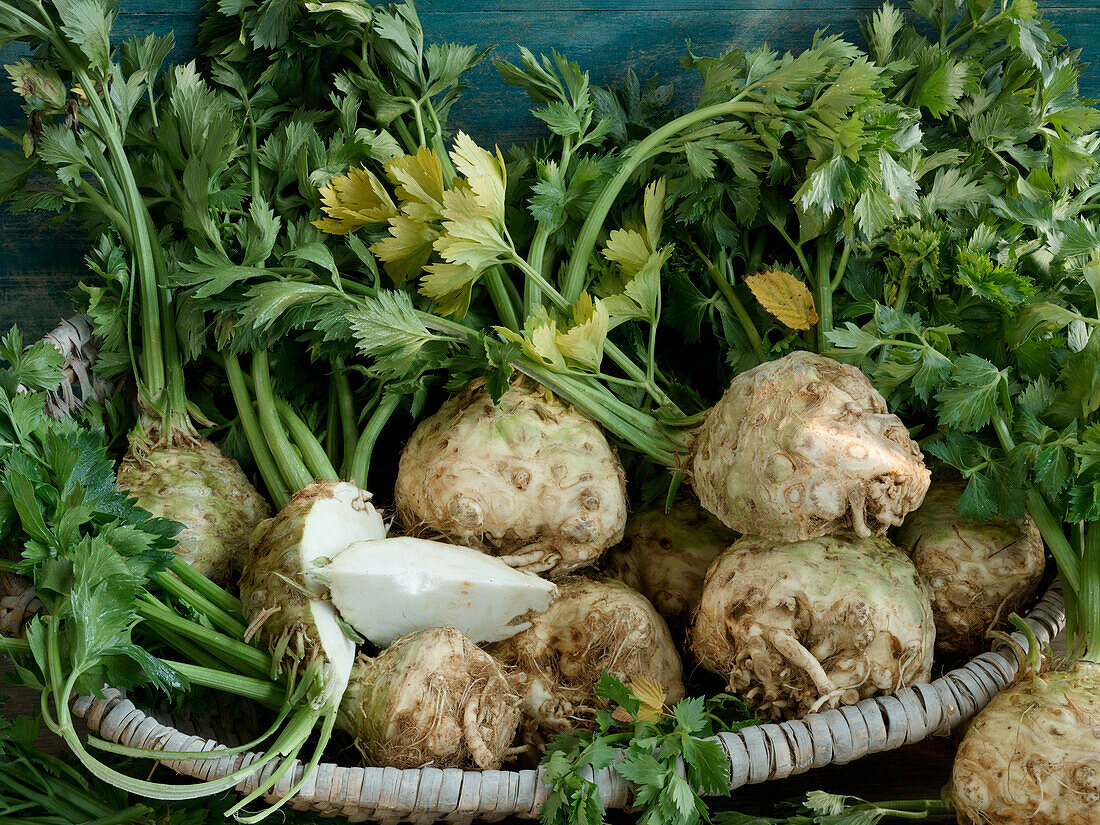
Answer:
[{"left": 4, "top": 317, "right": 1068, "bottom": 823}]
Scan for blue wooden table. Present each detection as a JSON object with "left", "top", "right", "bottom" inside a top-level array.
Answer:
[{"left": 2, "top": 0, "right": 1099, "bottom": 340}]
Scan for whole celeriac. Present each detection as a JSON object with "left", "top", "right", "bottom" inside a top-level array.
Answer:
[
  {"left": 604, "top": 494, "right": 737, "bottom": 628},
  {"left": 340, "top": 626, "right": 521, "bottom": 770},
  {"left": 690, "top": 533, "right": 934, "bottom": 719},
  {"left": 691, "top": 351, "right": 930, "bottom": 542},
  {"left": 488, "top": 577, "right": 684, "bottom": 744},
  {"left": 395, "top": 380, "right": 628, "bottom": 577},
  {"left": 952, "top": 663, "right": 1100, "bottom": 825},
  {"left": 896, "top": 478, "right": 1045, "bottom": 656},
  {"left": 117, "top": 431, "right": 269, "bottom": 584}
]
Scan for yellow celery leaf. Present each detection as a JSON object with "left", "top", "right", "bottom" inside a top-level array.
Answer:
[
  {"left": 602, "top": 244, "right": 672, "bottom": 326},
  {"left": 496, "top": 310, "right": 567, "bottom": 371},
  {"left": 602, "top": 227, "right": 652, "bottom": 276},
  {"left": 555, "top": 293, "right": 609, "bottom": 371},
  {"left": 629, "top": 676, "right": 668, "bottom": 722},
  {"left": 313, "top": 166, "right": 397, "bottom": 234},
  {"left": 420, "top": 262, "right": 482, "bottom": 320},
  {"left": 420, "top": 261, "right": 481, "bottom": 299},
  {"left": 371, "top": 215, "right": 437, "bottom": 286},
  {"left": 745, "top": 268, "right": 819, "bottom": 330},
  {"left": 449, "top": 131, "right": 507, "bottom": 220},
  {"left": 385, "top": 146, "right": 446, "bottom": 221},
  {"left": 643, "top": 178, "right": 667, "bottom": 250},
  {"left": 434, "top": 186, "right": 512, "bottom": 272}
]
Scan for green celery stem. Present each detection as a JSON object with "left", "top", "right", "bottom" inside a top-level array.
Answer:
[
  {"left": 333, "top": 360, "right": 359, "bottom": 479},
  {"left": 223, "top": 354, "right": 290, "bottom": 508},
  {"left": 151, "top": 571, "right": 247, "bottom": 638},
  {"left": 562, "top": 98, "right": 764, "bottom": 303},
  {"left": 141, "top": 619, "right": 234, "bottom": 674},
  {"left": 0, "top": 772, "right": 104, "bottom": 821},
  {"left": 691, "top": 241, "right": 765, "bottom": 363},
  {"left": 147, "top": 210, "right": 188, "bottom": 425},
  {"left": 161, "top": 660, "right": 283, "bottom": 707},
  {"left": 1082, "top": 524, "right": 1100, "bottom": 662},
  {"left": 715, "top": 273, "right": 765, "bottom": 363},
  {"left": 136, "top": 599, "right": 271, "bottom": 678},
  {"left": 275, "top": 399, "right": 339, "bottom": 482},
  {"left": 325, "top": 382, "right": 340, "bottom": 468},
  {"left": 483, "top": 267, "right": 522, "bottom": 332},
  {"left": 74, "top": 67, "right": 166, "bottom": 400},
  {"left": 992, "top": 414, "right": 1081, "bottom": 593},
  {"left": 814, "top": 237, "right": 835, "bottom": 353},
  {"left": 0, "top": 637, "right": 31, "bottom": 656},
  {"left": 350, "top": 393, "right": 402, "bottom": 490},
  {"left": 167, "top": 556, "right": 244, "bottom": 617},
  {"left": 250, "top": 351, "right": 314, "bottom": 492},
  {"left": 524, "top": 224, "right": 551, "bottom": 315}
]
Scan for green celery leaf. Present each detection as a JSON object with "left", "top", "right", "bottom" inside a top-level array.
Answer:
[{"left": 936, "top": 355, "right": 1008, "bottom": 432}]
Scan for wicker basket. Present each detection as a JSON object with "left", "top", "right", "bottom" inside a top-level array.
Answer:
[{"left": 1, "top": 317, "right": 1067, "bottom": 823}]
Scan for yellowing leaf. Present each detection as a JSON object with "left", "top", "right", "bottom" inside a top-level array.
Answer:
[
  {"left": 421, "top": 262, "right": 481, "bottom": 319},
  {"left": 602, "top": 228, "right": 652, "bottom": 275},
  {"left": 556, "top": 293, "right": 609, "bottom": 371},
  {"left": 496, "top": 309, "right": 566, "bottom": 370},
  {"left": 449, "top": 131, "right": 506, "bottom": 220},
  {"left": 384, "top": 146, "right": 446, "bottom": 222},
  {"left": 434, "top": 185, "right": 511, "bottom": 273},
  {"left": 611, "top": 705, "right": 635, "bottom": 724},
  {"left": 602, "top": 244, "right": 672, "bottom": 326},
  {"left": 313, "top": 166, "right": 397, "bottom": 234},
  {"left": 370, "top": 215, "right": 437, "bottom": 286},
  {"left": 629, "top": 676, "right": 667, "bottom": 722},
  {"left": 745, "top": 268, "right": 819, "bottom": 330},
  {"left": 643, "top": 178, "right": 666, "bottom": 250}
]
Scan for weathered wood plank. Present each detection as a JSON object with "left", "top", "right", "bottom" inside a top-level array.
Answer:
[
  {"left": 0, "top": 213, "right": 88, "bottom": 340},
  {"left": 75, "top": 0, "right": 1100, "bottom": 10}
]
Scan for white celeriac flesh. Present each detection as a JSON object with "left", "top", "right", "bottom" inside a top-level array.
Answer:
[{"left": 320, "top": 536, "right": 557, "bottom": 645}]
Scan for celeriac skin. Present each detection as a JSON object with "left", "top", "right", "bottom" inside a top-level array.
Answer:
[
  {"left": 396, "top": 380, "right": 628, "bottom": 578},
  {"left": 488, "top": 577, "right": 684, "bottom": 745},
  {"left": 952, "top": 663, "right": 1100, "bottom": 825},
  {"left": 339, "top": 626, "right": 521, "bottom": 770},
  {"left": 690, "top": 533, "right": 935, "bottom": 719},
  {"left": 896, "top": 478, "right": 1045, "bottom": 656},
  {"left": 604, "top": 494, "right": 737, "bottom": 629},
  {"left": 691, "top": 351, "right": 931, "bottom": 542},
  {"left": 117, "top": 431, "right": 269, "bottom": 584}
]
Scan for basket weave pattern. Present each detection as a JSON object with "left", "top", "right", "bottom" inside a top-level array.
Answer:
[{"left": 1, "top": 317, "right": 1068, "bottom": 823}]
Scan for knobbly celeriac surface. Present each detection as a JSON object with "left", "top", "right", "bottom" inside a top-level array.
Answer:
[
  {"left": 603, "top": 494, "right": 737, "bottom": 629},
  {"left": 339, "top": 626, "right": 521, "bottom": 770},
  {"left": 952, "top": 662, "right": 1100, "bottom": 825},
  {"left": 395, "top": 381, "right": 628, "bottom": 578},
  {"left": 116, "top": 434, "right": 270, "bottom": 584},
  {"left": 488, "top": 577, "right": 684, "bottom": 747},
  {"left": 691, "top": 532, "right": 935, "bottom": 719},
  {"left": 896, "top": 478, "right": 1046, "bottom": 656},
  {"left": 691, "top": 351, "right": 931, "bottom": 543}
]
